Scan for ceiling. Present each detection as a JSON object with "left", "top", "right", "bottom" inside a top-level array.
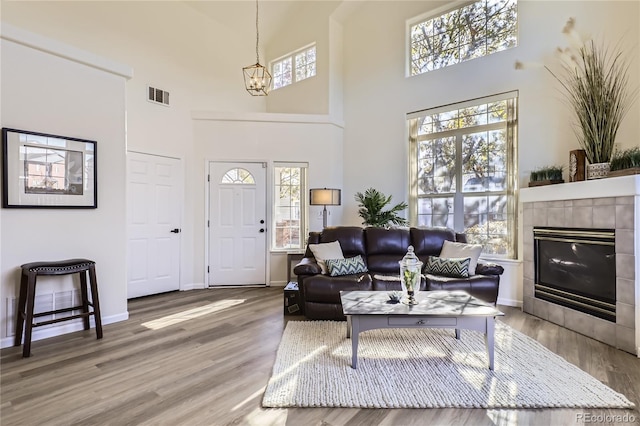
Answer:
[{"left": 184, "top": 1, "right": 307, "bottom": 45}]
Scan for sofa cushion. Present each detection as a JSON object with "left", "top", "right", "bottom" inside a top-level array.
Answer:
[
  {"left": 308, "top": 241, "right": 344, "bottom": 274},
  {"left": 424, "top": 256, "right": 471, "bottom": 278},
  {"left": 438, "top": 240, "right": 483, "bottom": 275},
  {"left": 365, "top": 227, "right": 410, "bottom": 273},
  {"left": 303, "top": 273, "right": 373, "bottom": 304},
  {"left": 426, "top": 274, "right": 499, "bottom": 304},
  {"left": 326, "top": 255, "right": 368, "bottom": 276},
  {"left": 319, "top": 227, "right": 366, "bottom": 258},
  {"left": 372, "top": 273, "right": 427, "bottom": 291},
  {"left": 410, "top": 227, "right": 457, "bottom": 261}
]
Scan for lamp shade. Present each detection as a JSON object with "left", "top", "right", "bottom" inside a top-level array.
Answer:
[{"left": 309, "top": 188, "right": 341, "bottom": 206}]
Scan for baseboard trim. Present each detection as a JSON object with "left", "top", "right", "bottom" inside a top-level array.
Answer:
[
  {"left": 1, "top": 311, "right": 129, "bottom": 349},
  {"left": 180, "top": 282, "right": 206, "bottom": 291},
  {"left": 497, "top": 297, "right": 522, "bottom": 308}
]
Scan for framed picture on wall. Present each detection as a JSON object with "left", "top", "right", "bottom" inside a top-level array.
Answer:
[{"left": 2, "top": 128, "right": 97, "bottom": 208}]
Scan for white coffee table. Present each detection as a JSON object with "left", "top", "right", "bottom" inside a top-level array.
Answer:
[{"left": 340, "top": 290, "right": 504, "bottom": 370}]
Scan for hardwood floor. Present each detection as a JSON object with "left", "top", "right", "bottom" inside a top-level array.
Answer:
[{"left": 2, "top": 287, "right": 639, "bottom": 425}]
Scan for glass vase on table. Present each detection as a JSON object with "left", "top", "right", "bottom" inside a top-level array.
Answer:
[{"left": 400, "top": 246, "right": 423, "bottom": 305}]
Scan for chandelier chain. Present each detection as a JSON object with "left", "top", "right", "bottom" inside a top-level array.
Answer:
[{"left": 255, "top": 0, "right": 260, "bottom": 64}]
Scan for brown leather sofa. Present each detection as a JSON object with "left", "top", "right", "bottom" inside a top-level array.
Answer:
[{"left": 293, "top": 226, "right": 504, "bottom": 320}]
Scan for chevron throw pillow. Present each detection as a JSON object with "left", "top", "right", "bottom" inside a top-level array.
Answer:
[
  {"left": 326, "top": 255, "right": 368, "bottom": 277},
  {"left": 425, "top": 256, "right": 471, "bottom": 278}
]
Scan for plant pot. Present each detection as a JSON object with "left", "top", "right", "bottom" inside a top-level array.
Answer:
[
  {"left": 586, "top": 163, "right": 610, "bottom": 180},
  {"left": 607, "top": 167, "right": 640, "bottom": 178},
  {"left": 528, "top": 180, "right": 564, "bottom": 187}
]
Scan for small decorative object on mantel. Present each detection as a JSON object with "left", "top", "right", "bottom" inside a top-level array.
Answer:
[
  {"left": 399, "top": 246, "right": 422, "bottom": 305},
  {"left": 569, "top": 149, "right": 586, "bottom": 182},
  {"left": 529, "top": 165, "right": 564, "bottom": 187},
  {"left": 608, "top": 147, "right": 640, "bottom": 177},
  {"left": 586, "top": 162, "right": 610, "bottom": 180}
]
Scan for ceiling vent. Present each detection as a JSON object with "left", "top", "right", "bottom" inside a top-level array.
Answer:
[{"left": 148, "top": 86, "right": 170, "bottom": 106}]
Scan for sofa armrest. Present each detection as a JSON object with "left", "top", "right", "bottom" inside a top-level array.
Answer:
[
  {"left": 476, "top": 262, "right": 504, "bottom": 276},
  {"left": 294, "top": 257, "right": 322, "bottom": 275}
]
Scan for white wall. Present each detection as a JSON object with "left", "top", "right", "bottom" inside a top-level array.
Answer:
[
  {"left": 192, "top": 112, "right": 344, "bottom": 286},
  {"left": 265, "top": 2, "right": 341, "bottom": 114},
  {"left": 1, "top": 1, "right": 269, "bottom": 289},
  {"left": 0, "top": 31, "right": 131, "bottom": 342},
  {"left": 337, "top": 1, "right": 639, "bottom": 228}
]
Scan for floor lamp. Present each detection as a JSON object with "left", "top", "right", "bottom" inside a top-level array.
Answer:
[{"left": 309, "top": 188, "right": 341, "bottom": 228}]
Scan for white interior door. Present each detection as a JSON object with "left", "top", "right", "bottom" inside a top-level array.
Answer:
[
  {"left": 209, "top": 161, "right": 267, "bottom": 286},
  {"left": 127, "top": 152, "right": 182, "bottom": 298}
]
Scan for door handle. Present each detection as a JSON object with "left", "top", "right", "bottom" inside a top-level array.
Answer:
[
  {"left": 170, "top": 228, "right": 181, "bottom": 233},
  {"left": 260, "top": 219, "right": 265, "bottom": 224},
  {"left": 259, "top": 228, "right": 265, "bottom": 233}
]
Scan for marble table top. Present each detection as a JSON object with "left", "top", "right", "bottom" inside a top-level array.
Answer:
[{"left": 340, "top": 290, "right": 504, "bottom": 317}]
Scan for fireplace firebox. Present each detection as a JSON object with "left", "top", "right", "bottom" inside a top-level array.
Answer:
[{"left": 533, "top": 227, "right": 616, "bottom": 322}]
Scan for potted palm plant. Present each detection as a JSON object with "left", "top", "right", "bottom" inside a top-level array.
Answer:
[{"left": 354, "top": 188, "right": 408, "bottom": 228}]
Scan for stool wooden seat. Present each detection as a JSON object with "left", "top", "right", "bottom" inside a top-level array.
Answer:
[{"left": 14, "top": 259, "right": 103, "bottom": 357}]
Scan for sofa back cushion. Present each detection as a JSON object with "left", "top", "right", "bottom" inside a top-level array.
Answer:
[
  {"left": 410, "top": 227, "right": 457, "bottom": 263},
  {"left": 365, "top": 227, "right": 410, "bottom": 273},
  {"left": 303, "top": 227, "right": 366, "bottom": 260}
]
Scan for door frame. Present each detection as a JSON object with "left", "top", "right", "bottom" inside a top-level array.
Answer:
[
  {"left": 126, "top": 150, "right": 184, "bottom": 294},
  {"left": 204, "top": 159, "right": 271, "bottom": 287}
]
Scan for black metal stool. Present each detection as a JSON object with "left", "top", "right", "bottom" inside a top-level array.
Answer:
[{"left": 14, "top": 259, "right": 103, "bottom": 357}]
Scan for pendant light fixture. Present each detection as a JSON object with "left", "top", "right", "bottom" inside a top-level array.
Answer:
[{"left": 243, "top": 0, "right": 272, "bottom": 96}]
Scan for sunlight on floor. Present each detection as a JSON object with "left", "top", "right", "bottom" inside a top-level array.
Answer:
[
  {"left": 141, "top": 299, "right": 246, "bottom": 330},
  {"left": 487, "top": 408, "right": 519, "bottom": 425}
]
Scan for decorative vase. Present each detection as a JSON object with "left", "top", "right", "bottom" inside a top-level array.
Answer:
[
  {"left": 399, "top": 246, "right": 422, "bottom": 305},
  {"left": 586, "top": 162, "right": 610, "bottom": 180}
]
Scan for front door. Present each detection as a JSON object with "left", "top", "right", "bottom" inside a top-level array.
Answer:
[
  {"left": 127, "top": 152, "right": 182, "bottom": 298},
  {"left": 208, "top": 161, "right": 267, "bottom": 286}
]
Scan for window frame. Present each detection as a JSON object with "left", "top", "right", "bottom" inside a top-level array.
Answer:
[
  {"left": 269, "top": 43, "right": 316, "bottom": 91},
  {"left": 407, "top": 92, "right": 518, "bottom": 259},
  {"left": 406, "top": 0, "right": 518, "bottom": 77},
  {"left": 272, "top": 162, "right": 308, "bottom": 252}
]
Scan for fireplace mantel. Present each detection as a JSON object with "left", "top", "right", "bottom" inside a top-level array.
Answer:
[
  {"left": 520, "top": 175, "right": 640, "bottom": 202},
  {"left": 519, "top": 175, "right": 639, "bottom": 356}
]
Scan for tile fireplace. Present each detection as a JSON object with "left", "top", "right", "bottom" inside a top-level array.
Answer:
[{"left": 520, "top": 175, "right": 639, "bottom": 355}]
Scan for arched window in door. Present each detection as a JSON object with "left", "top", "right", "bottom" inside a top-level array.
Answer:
[{"left": 221, "top": 168, "right": 255, "bottom": 184}]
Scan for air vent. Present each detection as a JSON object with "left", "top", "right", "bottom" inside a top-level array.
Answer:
[{"left": 147, "top": 85, "right": 170, "bottom": 106}]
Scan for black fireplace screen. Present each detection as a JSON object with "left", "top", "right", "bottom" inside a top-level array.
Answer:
[{"left": 534, "top": 227, "right": 616, "bottom": 321}]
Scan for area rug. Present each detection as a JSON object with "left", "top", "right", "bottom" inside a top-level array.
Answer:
[{"left": 262, "top": 321, "right": 634, "bottom": 409}]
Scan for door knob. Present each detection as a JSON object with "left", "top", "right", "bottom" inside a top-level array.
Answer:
[
  {"left": 170, "top": 228, "right": 181, "bottom": 233},
  {"left": 260, "top": 219, "right": 265, "bottom": 224},
  {"left": 259, "top": 228, "right": 265, "bottom": 233}
]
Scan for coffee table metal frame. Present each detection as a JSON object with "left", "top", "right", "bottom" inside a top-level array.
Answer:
[{"left": 340, "top": 290, "right": 504, "bottom": 370}]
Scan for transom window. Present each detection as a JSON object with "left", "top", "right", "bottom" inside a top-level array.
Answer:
[
  {"left": 408, "top": 93, "right": 518, "bottom": 257},
  {"left": 273, "top": 163, "right": 308, "bottom": 250},
  {"left": 271, "top": 44, "right": 316, "bottom": 90},
  {"left": 408, "top": 0, "right": 518, "bottom": 76},
  {"left": 221, "top": 168, "right": 255, "bottom": 184}
]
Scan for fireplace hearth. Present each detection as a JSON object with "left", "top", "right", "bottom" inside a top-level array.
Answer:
[{"left": 534, "top": 227, "right": 616, "bottom": 322}]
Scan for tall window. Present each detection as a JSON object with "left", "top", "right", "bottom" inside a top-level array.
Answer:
[
  {"left": 271, "top": 44, "right": 316, "bottom": 90},
  {"left": 408, "top": 93, "right": 518, "bottom": 257},
  {"left": 273, "top": 163, "right": 308, "bottom": 250},
  {"left": 408, "top": 0, "right": 518, "bottom": 76}
]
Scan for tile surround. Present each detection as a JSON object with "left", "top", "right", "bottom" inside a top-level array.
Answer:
[{"left": 521, "top": 179, "right": 638, "bottom": 355}]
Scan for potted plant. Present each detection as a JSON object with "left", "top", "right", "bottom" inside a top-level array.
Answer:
[
  {"left": 529, "top": 165, "right": 564, "bottom": 187},
  {"left": 551, "top": 19, "right": 636, "bottom": 179},
  {"left": 609, "top": 147, "right": 640, "bottom": 177},
  {"left": 354, "top": 188, "right": 408, "bottom": 228}
]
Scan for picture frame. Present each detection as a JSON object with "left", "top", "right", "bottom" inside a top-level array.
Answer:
[{"left": 2, "top": 128, "right": 97, "bottom": 208}]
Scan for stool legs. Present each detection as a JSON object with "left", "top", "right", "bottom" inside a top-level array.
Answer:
[
  {"left": 88, "top": 265, "right": 103, "bottom": 339},
  {"left": 22, "top": 271, "right": 38, "bottom": 358},
  {"left": 14, "top": 273, "right": 28, "bottom": 347},
  {"left": 79, "top": 271, "right": 91, "bottom": 331}
]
